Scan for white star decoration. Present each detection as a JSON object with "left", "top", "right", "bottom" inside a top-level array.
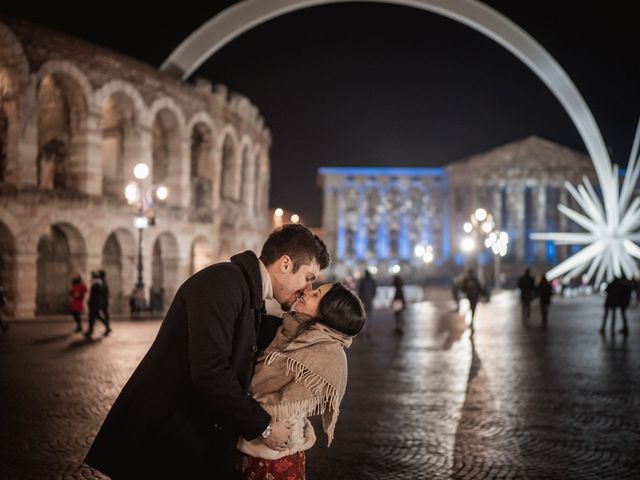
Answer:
[{"left": 532, "top": 119, "right": 640, "bottom": 284}]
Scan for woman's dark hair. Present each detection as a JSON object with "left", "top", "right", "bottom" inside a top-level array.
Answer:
[
  {"left": 315, "top": 283, "right": 366, "bottom": 336},
  {"left": 260, "top": 224, "right": 330, "bottom": 272}
]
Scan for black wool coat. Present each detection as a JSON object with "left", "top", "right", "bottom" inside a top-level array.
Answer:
[{"left": 85, "top": 251, "right": 272, "bottom": 479}]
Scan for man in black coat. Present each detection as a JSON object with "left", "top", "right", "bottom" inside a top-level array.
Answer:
[{"left": 85, "top": 224, "right": 330, "bottom": 479}]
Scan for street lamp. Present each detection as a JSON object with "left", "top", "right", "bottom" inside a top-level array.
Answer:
[
  {"left": 124, "top": 162, "right": 168, "bottom": 314},
  {"left": 460, "top": 208, "right": 500, "bottom": 285},
  {"left": 414, "top": 244, "right": 435, "bottom": 264},
  {"left": 486, "top": 230, "right": 509, "bottom": 288}
]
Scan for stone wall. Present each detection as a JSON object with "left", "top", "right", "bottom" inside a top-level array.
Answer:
[{"left": 0, "top": 17, "right": 272, "bottom": 318}]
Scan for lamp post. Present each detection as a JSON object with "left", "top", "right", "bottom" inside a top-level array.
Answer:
[
  {"left": 459, "top": 208, "right": 506, "bottom": 287},
  {"left": 124, "top": 163, "right": 168, "bottom": 314},
  {"left": 485, "top": 230, "right": 509, "bottom": 288},
  {"left": 414, "top": 244, "right": 435, "bottom": 265}
]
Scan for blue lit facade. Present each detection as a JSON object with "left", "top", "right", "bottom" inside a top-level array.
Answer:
[
  {"left": 318, "top": 137, "right": 600, "bottom": 281},
  {"left": 319, "top": 167, "right": 449, "bottom": 278}
]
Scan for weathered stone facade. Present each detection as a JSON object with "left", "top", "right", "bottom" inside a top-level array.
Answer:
[
  {"left": 0, "top": 17, "right": 272, "bottom": 318},
  {"left": 320, "top": 136, "right": 597, "bottom": 282}
]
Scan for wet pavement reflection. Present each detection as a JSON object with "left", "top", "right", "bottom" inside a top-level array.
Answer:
[{"left": 0, "top": 291, "right": 638, "bottom": 479}]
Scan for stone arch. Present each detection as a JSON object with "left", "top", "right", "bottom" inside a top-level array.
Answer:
[
  {"left": 93, "top": 80, "right": 147, "bottom": 118},
  {"left": 189, "top": 119, "right": 216, "bottom": 211},
  {"left": 100, "top": 90, "right": 141, "bottom": 197},
  {"left": 150, "top": 231, "right": 179, "bottom": 312},
  {"left": 219, "top": 126, "right": 240, "bottom": 201},
  {"left": 149, "top": 102, "right": 184, "bottom": 206},
  {"left": 0, "top": 22, "right": 29, "bottom": 185},
  {"left": 36, "top": 222, "right": 87, "bottom": 314},
  {"left": 190, "top": 235, "right": 214, "bottom": 274},
  {"left": 36, "top": 65, "right": 90, "bottom": 191},
  {"left": 161, "top": 0, "right": 611, "bottom": 185},
  {"left": 185, "top": 110, "right": 217, "bottom": 135},
  {"left": 239, "top": 139, "right": 256, "bottom": 213},
  {"left": 146, "top": 96, "right": 186, "bottom": 130},
  {"left": 36, "top": 60, "right": 93, "bottom": 103},
  {"left": 101, "top": 228, "right": 136, "bottom": 314},
  {"left": 0, "top": 21, "right": 30, "bottom": 97},
  {"left": 0, "top": 221, "right": 16, "bottom": 314},
  {"left": 254, "top": 148, "right": 270, "bottom": 213}
]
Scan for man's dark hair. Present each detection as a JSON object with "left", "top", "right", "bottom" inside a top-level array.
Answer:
[
  {"left": 315, "top": 283, "right": 366, "bottom": 336},
  {"left": 260, "top": 224, "right": 330, "bottom": 272}
]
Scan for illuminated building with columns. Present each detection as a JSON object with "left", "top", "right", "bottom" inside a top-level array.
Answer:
[{"left": 319, "top": 136, "right": 597, "bottom": 282}]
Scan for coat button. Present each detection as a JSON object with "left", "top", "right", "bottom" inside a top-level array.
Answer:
[{"left": 251, "top": 345, "right": 258, "bottom": 352}]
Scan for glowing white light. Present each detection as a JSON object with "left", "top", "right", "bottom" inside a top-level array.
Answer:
[
  {"left": 124, "top": 183, "right": 138, "bottom": 204},
  {"left": 133, "top": 216, "right": 148, "bottom": 229},
  {"left": 475, "top": 208, "right": 487, "bottom": 222},
  {"left": 482, "top": 221, "right": 494, "bottom": 234},
  {"left": 133, "top": 163, "right": 149, "bottom": 180},
  {"left": 423, "top": 251, "right": 434, "bottom": 263},
  {"left": 414, "top": 245, "right": 426, "bottom": 257},
  {"left": 389, "top": 264, "right": 401, "bottom": 274},
  {"left": 367, "top": 265, "right": 378, "bottom": 275},
  {"left": 532, "top": 119, "right": 640, "bottom": 283},
  {"left": 461, "top": 237, "right": 475, "bottom": 253},
  {"left": 463, "top": 222, "right": 473, "bottom": 233},
  {"left": 274, "top": 208, "right": 284, "bottom": 217},
  {"left": 290, "top": 214, "right": 300, "bottom": 224},
  {"left": 484, "top": 238, "right": 493, "bottom": 248},
  {"left": 156, "top": 186, "right": 169, "bottom": 201},
  {"left": 499, "top": 232, "right": 509, "bottom": 242}
]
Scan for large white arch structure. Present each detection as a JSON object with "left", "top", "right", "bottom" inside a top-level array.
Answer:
[
  {"left": 163, "top": 0, "right": 640, "bottom": 283},
  {"left": 161, "top": 0, "right": 612, "bottom": 184}
]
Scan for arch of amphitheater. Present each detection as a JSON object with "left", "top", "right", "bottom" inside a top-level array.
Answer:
[{"left": 0, "top": 18, "right": 272, "bottom": 318}]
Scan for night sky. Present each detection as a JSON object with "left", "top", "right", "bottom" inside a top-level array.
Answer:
[{"left": 1, "top": 1, "right": 638, "bottom": 225}]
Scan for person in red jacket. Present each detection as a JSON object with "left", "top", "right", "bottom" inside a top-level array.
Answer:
[{"left": 70, "top": 275, "right": 88, "bottom": 333}]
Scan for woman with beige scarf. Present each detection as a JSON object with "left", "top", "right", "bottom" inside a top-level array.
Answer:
[{"left": 237, "top": 282, "right": 366, "bottom": 479}]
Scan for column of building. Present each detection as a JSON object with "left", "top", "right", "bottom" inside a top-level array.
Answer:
[
  {"left": 355, "top": 181, "right": 368, "bottom": 260},
  {"left": 377, "top": 183, "right": 389, "bottom": 260},
  {"left": 536, "top": 184, "right": 547, "bottom": 262},
  {"left": 321, "top": 182, "right": 338, "bottom": 260}
]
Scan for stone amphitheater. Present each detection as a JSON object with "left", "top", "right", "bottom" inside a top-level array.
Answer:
[{"left": 0, "top": 17, "right": 272, "bottom": 318}]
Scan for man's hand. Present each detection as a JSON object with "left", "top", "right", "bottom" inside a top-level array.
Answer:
[{"left": 261, "top": 421, "right": 292, "bottom": 451}]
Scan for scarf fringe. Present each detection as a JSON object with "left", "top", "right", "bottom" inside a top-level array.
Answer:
[{"left": 264, "top": 350, "right": 341, "bottom": 445}]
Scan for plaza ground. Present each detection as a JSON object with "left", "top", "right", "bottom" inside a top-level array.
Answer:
[{"left": 0, "top": 290, "right": 638, "bottom": 479}]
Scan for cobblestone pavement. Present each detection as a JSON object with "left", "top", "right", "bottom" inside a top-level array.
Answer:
[{"left": 1, "top": 291, "right": 639, "bottom": 479}]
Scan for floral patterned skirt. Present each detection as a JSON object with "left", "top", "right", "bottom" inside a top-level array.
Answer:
[{"left": 237, "top": 451, "right": 306, "bottom": 480}]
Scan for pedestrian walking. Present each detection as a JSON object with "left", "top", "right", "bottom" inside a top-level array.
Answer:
[
  {"left": 98, "top": 270, "right": 111, "bottom": 336},
  {"left": 536, "top": 275, "right": 553, "bottom": 327},
  {"left": 517, "top": 268, "right": 536, "bottom": 321},
  {"left": 461, "top": 269, "right": 482, "bottom": 330},
  {"left": 601, "top": 277, "right": 631, "bottom": 335},
  {"left": 392, "top": 274, "right": 406, "bottom": 334},
  {"left": 358, "top": 270, "right": 377, "bottom": 334},
  {"left": 85, "top": 271, "right": 109, "bottom": 340},
  {"left": 70, "top": 275, "right": 88, "bottom": 333},
  {"left": 0, "top": 285, "right": 9, "bottom": 333}
]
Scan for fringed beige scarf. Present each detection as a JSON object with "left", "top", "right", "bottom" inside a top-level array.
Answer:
[{"left": 250, "top": 312, "right": 352, "bottom": 446}]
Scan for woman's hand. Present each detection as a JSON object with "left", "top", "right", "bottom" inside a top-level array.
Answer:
[{"left": 261, "top": 421, "right": 292, "bottom": 451}]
